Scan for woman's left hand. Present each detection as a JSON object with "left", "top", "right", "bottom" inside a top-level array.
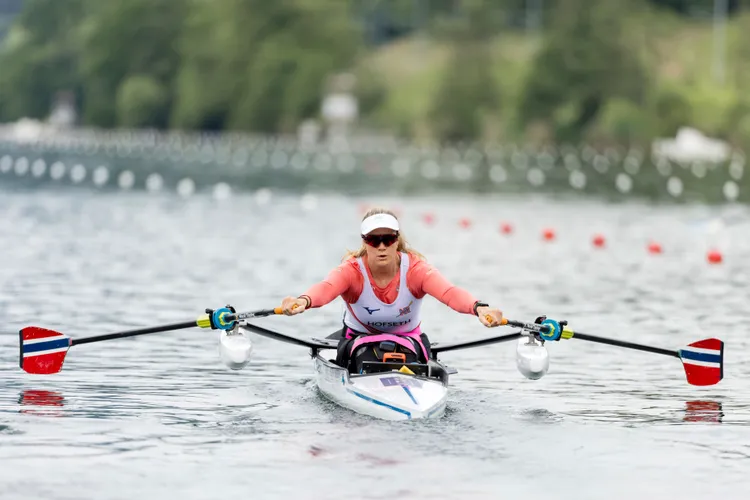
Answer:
[{"left": 477, "top": 306, "right": 503, "bottom": 327}]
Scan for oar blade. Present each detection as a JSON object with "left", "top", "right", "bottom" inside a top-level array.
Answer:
[
  {"left": 679, "top": 338, "right": 724, "bottom": 386},
  {"left": 19, "top": 327, "right": 71, "bottom": 374}
]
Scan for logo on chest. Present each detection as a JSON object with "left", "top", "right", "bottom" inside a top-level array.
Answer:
[
  {"left": 363, "top": 306, "right": 380, "bottom": 315},
  {"left": 396, "top": 300, "right": 413, "bottom": 317}
]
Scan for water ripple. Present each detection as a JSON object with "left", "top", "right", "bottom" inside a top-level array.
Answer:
[{"left": 2, "top": 189, "right": 750, "bottom": 498}]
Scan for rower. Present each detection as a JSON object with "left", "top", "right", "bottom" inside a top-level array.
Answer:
[{"left": 280, "top": 207, "right": 504, "bottom": 373}]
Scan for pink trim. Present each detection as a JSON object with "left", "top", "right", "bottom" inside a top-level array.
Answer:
[{"left": 347, "top": 326, "right": 429, "bottom": 362}]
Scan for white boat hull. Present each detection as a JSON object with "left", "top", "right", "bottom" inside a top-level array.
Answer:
[{"left": 314, "top": 355, "right": 449, "bottom": 420}]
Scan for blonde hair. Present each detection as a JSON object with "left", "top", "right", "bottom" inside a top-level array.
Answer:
[{"left": 343, "top": 207, "right": 425, "bottom": 261}]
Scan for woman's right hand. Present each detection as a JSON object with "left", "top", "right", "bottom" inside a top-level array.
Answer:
[{"left": 281, "top": 296, "right": 308, "bottom": 316}]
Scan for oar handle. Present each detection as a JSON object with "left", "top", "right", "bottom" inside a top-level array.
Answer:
[
  {"left": 501, "top": 318, "right": 549, "bottom": 333},
  {"left": 195, "top": 307, "right": 283, "bottom": 330},
  {"left": 226, "top": 307, "right": 282, "bottom": 322}
]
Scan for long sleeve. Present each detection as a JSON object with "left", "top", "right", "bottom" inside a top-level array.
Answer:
[
  {"left": 407, "top": 258, "right": 478, "bottom": 314},
  {"left": 301, "top": 260, "right": 363, "bottom": 308}
]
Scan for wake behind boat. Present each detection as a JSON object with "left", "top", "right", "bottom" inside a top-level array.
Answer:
[{"left": 18, "top": 306, "right": 726, "bottom": 421}]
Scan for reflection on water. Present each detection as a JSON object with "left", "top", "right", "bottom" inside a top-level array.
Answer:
[
  {"left": 684, "top": 400, "right": 723, "bottom": 424},
  {"left": 1, "top": 189, "right": 750, "bottom": 499},
  {"left": 18, "top": 390, "right": 65, "bottom": 417}
]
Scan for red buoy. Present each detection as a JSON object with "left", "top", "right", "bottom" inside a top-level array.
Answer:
[
  {"left": 592, "top": 234, "right": 606, "bottom": 248},
  {"left": 422, "top": 213, "right": 435, "bottom": 225},
  {"left": 647, "top": 242, "right": 663, "bottom": 254},
  {"left": 542, "top": 228, "right": 556, "bottom": 241},
  {"left": 500, "top": 222, "right": 513, "bottom": 235},
  {"left": 707, "top": 249, "right": 723, "bottom": 264},
  {"left": 459, "top": 217, "right": 472, "bottom": 229}
]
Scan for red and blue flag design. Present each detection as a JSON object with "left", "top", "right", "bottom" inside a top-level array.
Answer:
[
  {"left": 19, "top": 327, "right": 71, "bottom": 374},
  {"left": 679, "top": 338, "right": 724, "bottom": 386}
]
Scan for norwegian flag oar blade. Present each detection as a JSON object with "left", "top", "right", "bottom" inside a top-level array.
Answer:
[
  {"left": 678, "top": 338, "right": 724, "bottom": 386},
  {"left": 19, "top": 327, "right": 72, "bottom": 374}
]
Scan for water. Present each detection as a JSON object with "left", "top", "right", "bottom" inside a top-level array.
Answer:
[{"left": 1, "top": 187, "right": 749, "bottom": 500}]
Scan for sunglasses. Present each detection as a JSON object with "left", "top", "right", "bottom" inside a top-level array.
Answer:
[{"left": 362, "top": 233, "right": 399, "bottom": 248}]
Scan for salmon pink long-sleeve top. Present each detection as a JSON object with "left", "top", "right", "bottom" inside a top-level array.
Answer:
[{"left": 301, "top": 253, "right": 478, "bottom": 314}]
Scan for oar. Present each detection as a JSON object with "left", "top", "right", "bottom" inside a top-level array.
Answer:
[
  {"left": 18, "top": 306, "right": 282, "bottom": 375},
  {"left": 502, "top": 318, "right": 725, "bottom": 386}
]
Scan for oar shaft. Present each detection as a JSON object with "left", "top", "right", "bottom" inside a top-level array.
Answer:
[
  {"left": 71, "top": 321, "right": 198, "bottom": 346},
  {"left": 504, "top": 318, "right": 681, "bottom": 358},
  {"left": 569, "top": 332, "right": 680, "bottom": 358},
  {"left": 432, "top": 332, "right": 523, "bottom": 355}
]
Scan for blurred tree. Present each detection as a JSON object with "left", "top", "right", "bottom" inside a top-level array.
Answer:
[
  {"left": 172, "top": 0, "right": 362, "bottom": 133},
  {"left": 0, "top": 0, "right": 85, "bottom": 121},
  {"left": 518, "top": 0, "right": 649, "bottom": 142},
  {"left": 428, "top": 0, "right": 503, "bottom": 143},
  {"left": 648, "top": 0, "right": 742, "bottom": 15},
  {"left": 79, "top": 0, "right": 187, "bottom": 128},
  {"left": 116, "top": 75, "right": 169, "bottom": 128},
  {"left": 653, "top": 84, "right": 692, "bottom": 137}
]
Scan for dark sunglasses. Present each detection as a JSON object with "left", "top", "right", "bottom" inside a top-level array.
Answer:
[{"left": 362, "top": 233, "right": 399, "bottom": 248}]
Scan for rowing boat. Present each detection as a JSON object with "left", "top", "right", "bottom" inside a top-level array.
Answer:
[
  {"left": 237, "top": 324, "right": 454, "bottom": 420},
  {"left": 18, "top": 307, "right": 727, "bottom": 422},
  {"left": 313, "top": 354, "right": 451, "bottom": 420}
]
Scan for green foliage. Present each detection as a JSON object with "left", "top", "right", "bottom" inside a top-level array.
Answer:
[
  {"left": 79, "top": 0, "right": 187, "bottom": 127},
  {"left": 116, "top": 75, "right": 168, "bottom": 128},
  {"left": 172, "top": 0, "right": 362, "bottom": 132},
  {"left": 588, "top": 98, "right": 655, "bottom": 145},
  {"left": 428, "top": 0, "right": 504, "bottom": 142},
  {"left": 652, "top": 84, "right": 693, "bottom": 137},
  {"left": 2, "top": 0, "right": 750, "bottom": 148},
  {"left": 0, "top": 0, "right": 85, "bottom": 122},
  {"left": 429, "top": 43, "right": 500, "bottom": 142},
  {"left": 518, "top": 0, "right": 650, "bottom": 142}
]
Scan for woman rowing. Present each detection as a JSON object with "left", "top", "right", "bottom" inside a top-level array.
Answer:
[{"left": 280, "top": 208, "right": 504, "bottom": 372}]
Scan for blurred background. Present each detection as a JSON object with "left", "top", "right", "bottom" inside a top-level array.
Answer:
[
  {"left": 0, "top": 0, "right": 748, "bottom": 202},
  {"left": 2, "top": 4, "right": 749, "bottom": 499}
]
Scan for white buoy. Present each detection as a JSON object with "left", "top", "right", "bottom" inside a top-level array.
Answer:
[
  {"left": 118, "top": 170, "right": 135, "bottom": 190},
  {"left": 14, "top": 157, "right": 29, "bottom": 176},
  {"left": 420, "top": 160, "right": 440, "bottom": 179},
  {"left": 255, "top": 187, "right": 272, "bottom": 205},
  {"left": 489, "top": 164, "right": 507, "bottom": 183},
  {"left": 300, "top": 193, "right": 318, "bottom": 211},
  {"left": 146, "top": 173, "right": 164, "bottom": 192},
  {"left": 31, "top": 159, "right": 46, "bottom": 178},
  {"left": 516, "top": 337, "right": 549, "bottom": 380},
  {"left": 50, "top": 162, "right": 66, "bottom": 180},
  {"left": 615, "top": 173, "right": 633, "bottom": 193},
  {"left": 527, "top": 167, "right": 545, "bottom": 187},
  {"left": 93, "top": 166, "right": 110, "bottom": 187},
  {"left": 70, "top": 164, "right": 87, "bottom": 183},
  {"left": 219, "top": 327, "right": 253, "bottom": 370},
  {"left": 569, "top": 170, "right": 586, "bottom": 190},
  {"left": 212, "top": 182, "right": 232, "bottom": 201},
  {"left": 452, "top": 163, "right": 472, "bottom": 181},
  {"left": 177, "top": 178, "right": 196, "bottom": 198},
  {"left": 0, "top": 155, "right": 12, "bottom": 173}
]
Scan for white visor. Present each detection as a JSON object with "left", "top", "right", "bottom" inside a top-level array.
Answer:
[{"left": 361, "top": 213, "right": 399, "bottom": 235}]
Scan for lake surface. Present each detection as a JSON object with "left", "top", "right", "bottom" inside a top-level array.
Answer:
[{"left": 1, "top": 186, "right": 749, "bottom": 500}]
